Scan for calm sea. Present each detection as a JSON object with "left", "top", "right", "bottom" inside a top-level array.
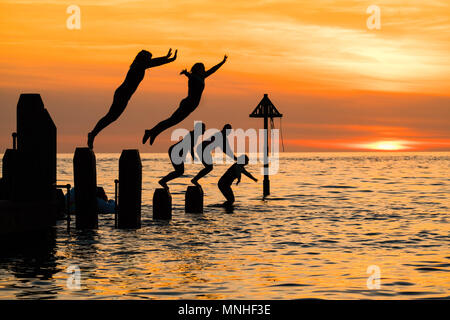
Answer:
[{"left": 0, "top": 152, "right": 449, "bottom": 299}]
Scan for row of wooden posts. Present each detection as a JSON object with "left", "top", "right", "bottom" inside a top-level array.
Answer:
[{"left": 73, "top": 147, "right": 203, "bottom": 230}]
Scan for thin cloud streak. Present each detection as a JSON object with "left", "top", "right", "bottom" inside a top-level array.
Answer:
[{"left": 0, "top": 0, "right": 449, "bottom": 152}]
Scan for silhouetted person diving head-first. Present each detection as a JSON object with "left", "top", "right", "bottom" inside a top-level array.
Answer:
[
  {"left": 158, "top": 122, "right": 206, "bottom": 190},
  {"left": 87, "top": 48, "right": 177, "bottom": 149},
  {"left": 142, "top": 55, "right": 228, "bottom": 146},
  {"left": 218, "top": 154, "right": 257, "bottom": 207},
  {"left": 130, "top": 50, "right": 152, "bottom": 68}
]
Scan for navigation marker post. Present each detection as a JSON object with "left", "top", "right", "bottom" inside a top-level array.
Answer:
[{"left": 249, "top": 94, "right": 283, "bottom": 198}]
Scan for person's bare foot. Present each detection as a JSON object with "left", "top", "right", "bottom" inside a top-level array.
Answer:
[
  {"left": 191, "top": 179, "right": 200, "bottom": 187},
  {"left": 87, "top": 132, "right": 94, "bottom": 149},
  {"left": 142, "top": 130, "right": 152, "bottom": 145},
  {"left": 158, "top": 179, "right": 169, "bottom": 190},
  {"left": 149, "top": 132, "right": 157, "bottom": 145},
  {"left": 223, "top": 201, "right": 234, "bottom": 207}
]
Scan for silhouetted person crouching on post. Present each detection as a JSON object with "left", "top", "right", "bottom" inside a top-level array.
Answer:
[
  {"left": 87, "top": 49, "right": 177, "bottom": 149},
  {"left": 142, "top": 55, "right": 227, "bottom": 146},
  {"left": 218, "top": 155, "right": 257, "bottom": 207},
  {"left": 191, "top": 123, "right": 237, "bottom": 187},
  {"left": 158, "top": 122, "right": 206, "bottom": 190}
]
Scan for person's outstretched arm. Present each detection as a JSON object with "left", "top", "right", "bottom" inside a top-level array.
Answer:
[
  {"left": 205, "top": 55, "right": 227, "bottom": 78},
  {"left": 235, "top": 171, "right": 242, "bottom": 185},
  {"left": 148, "top": 48, "right": 177, "bottom": 68},
  {"left": 242, "top": 168, "right": 258, "bottom": 182},
  {"left": 180, "top": 68, "right": 191, "bottom": 78}
]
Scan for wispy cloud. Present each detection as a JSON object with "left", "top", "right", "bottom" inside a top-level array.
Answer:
[{"left": 0, "top": 0, "right": 449, "bottom": 151}]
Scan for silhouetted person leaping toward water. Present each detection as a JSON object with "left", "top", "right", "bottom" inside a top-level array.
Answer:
[
  {"left": 191, "top": 124, "right": 237, "bottom": 187},
  {"left": 87, "top": 49, "right": 177, "bottom": 149},
  {"left": 158, "top": 122, "right": 206, "bottom": 190},
  {"left": 142, "top": 55, "right": 227, "bottom": 146}
]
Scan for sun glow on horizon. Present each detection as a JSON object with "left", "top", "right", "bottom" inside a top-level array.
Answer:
[{"left": 349, "top": 140, "right": 415, "bottom": 151}]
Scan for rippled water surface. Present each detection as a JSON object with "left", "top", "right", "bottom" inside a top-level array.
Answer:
[{"left": 0, "top": 152, "right": 449, "bottom": 299}]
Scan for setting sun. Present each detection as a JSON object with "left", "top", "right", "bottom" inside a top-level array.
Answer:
[
  {"left": 370, "top": 141, "right": 407, "bottom": 151},
  {"left": 348, "top": 140, "right": 415, "bottom": 151}
]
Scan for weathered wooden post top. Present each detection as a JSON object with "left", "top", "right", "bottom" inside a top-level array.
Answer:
[
  {"left": 249, "top": 94, "right": 283, "bottom": 198},
  {"left": 117, "top": 149, "right": 142, "bottom": 229}
]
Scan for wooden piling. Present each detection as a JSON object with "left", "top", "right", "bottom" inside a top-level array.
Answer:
[
  {"left": 15, "top": 94, "right": 56, "bottom": 202},
  {"left": 17, "top": 94, "right": 45, "bottom": 152},
  {"left": 185, "top": 185, "right": 204, "bottom": 213},
  {"left": 40, "top": 109, "right": 57, "bottom": 202},
  {"left": 1, "top": 149, "right": 18, "bottom": 201},
  {"left": 0, "top": 178, "right": 3, "bottom": 200},
  {"left": 0, "top": 93, "right": 58, "bottom": 233},
  {"left": 153, "top": 188, "right": 172, "bottom": 220},
  {"left": 12, "top": 132, "right": 17, "bottom": 150},
  {"left": 73, "top": 147, "right": 98, "bottom": 229},
  {"left": 117, "top": 149, "right": 142, "bottom": 229}
]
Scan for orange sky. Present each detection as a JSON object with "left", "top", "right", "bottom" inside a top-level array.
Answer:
[{"left": 0, "top": 0, "right": 449, "bottom": 152}]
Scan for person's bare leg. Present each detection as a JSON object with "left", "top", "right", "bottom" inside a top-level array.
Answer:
[
  {"left": 143, "top": 99, "right": 194, "bottom": 145},
  {"left": 191, "top": 179, "right": 200, "bottom": 187},
  {"left": 142, "top": 129, "right": 153, "bottom": 145},
  {"left": 159, "top": 164, "right": 184, "bottom": 189},
  {"left": 158, "top": 179, "right": 169, "bottom": 190},
  {"left": 88, "top": 113, "right": 118, "bottom": 149},
  {"left": 87, "top": 132, "right": 95, "bottom": 150},
  {"left": 219, "top": 183, "right": 234, "bottom": 206},
  {"left": 191, "top": 164, "right": 213, "bottom": 186},
  {"left": 143, "top": 115, "right": 182, "bottom": 145},
  {"left": 88, "top": 99, "right": 123, "bottom": 149}
]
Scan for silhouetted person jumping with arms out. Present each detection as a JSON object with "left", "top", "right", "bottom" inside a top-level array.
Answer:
[
  {"left": 142, "top": 55, "right": 228, "bottom": 146},
  {"left": 87, "top": 48, "right": 177, "bottom": 149},
  {"left": 158, "top": 122, "right": 206, "bottom": 190},
  {"left": 191, "top": 123, "right": 237, "bottom": 187},
  {"left": 218, "top": 155, "right": 258, "bottom": 207}
]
